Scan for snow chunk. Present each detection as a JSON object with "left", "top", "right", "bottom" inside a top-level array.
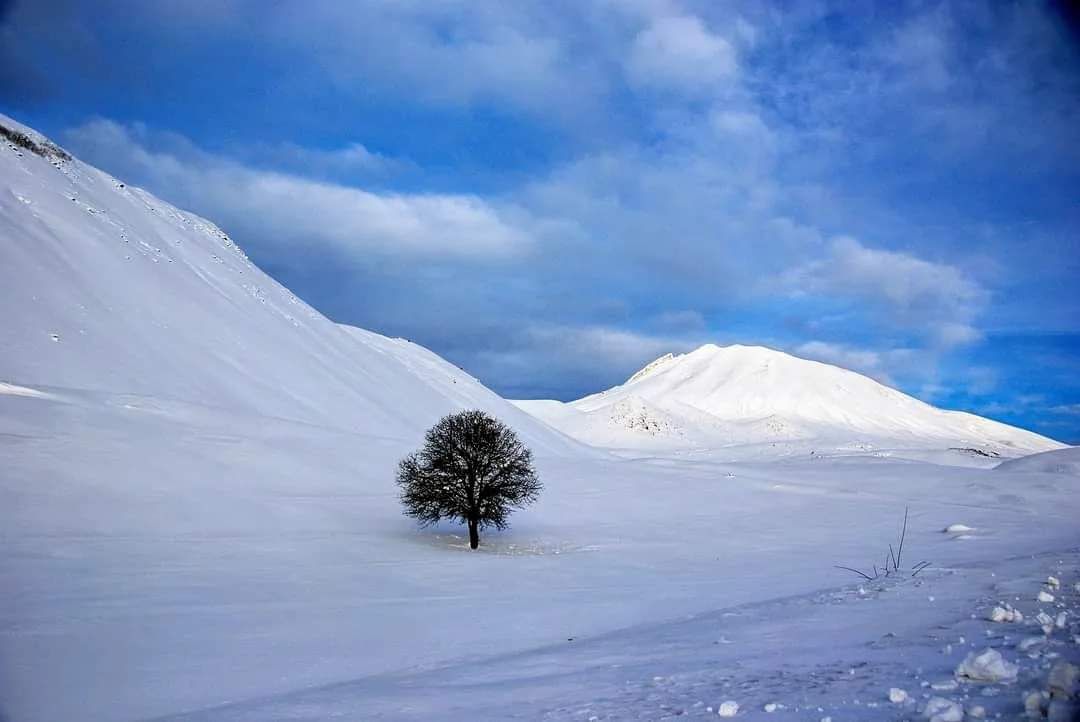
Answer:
[
  {"left": 968, "top": 704, "right": 986, "bottom": 719},
  {"left": 1048, "top": 661, "right": 1079, "bottom": 698},
  {"left": 1026, "top": 691, "right": 1049, "bottom": 717},
  {"left": 989, "top": 605, "right": 1023, "bottom": 623},
  {"left": 1038, "top": 590, "right": 1055, "bottom": 603},
  {"left": 889, "top": 687, "right": 909, "bottom": 703},
  {"left": 924, "top": 697, "right": 963, "bottom": 722},
  {"left": 943, "top": 524, "right": 975, "bottom": 533},
  {"left": 955, "top": 648, "right": 1019, "bottom": 683},
  {"left": 1018, "top": 636, "right": 1048, "bottom": 654},
  {"left": 763, "top": 702, "right": 778, "bottom": 713},
  {"left": 1046, "top": 575, "right": 1060, "bottom": 589},
  {"left": 717, "top": 701, "right": 739, "bottom": 717}
]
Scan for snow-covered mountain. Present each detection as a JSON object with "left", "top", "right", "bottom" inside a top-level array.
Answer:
[
  {"left": 0, "top": 113, "right": 574, "bottom": 454},
  {"left": 514, "top": 343, "right": 1063, "bottom": 457}
]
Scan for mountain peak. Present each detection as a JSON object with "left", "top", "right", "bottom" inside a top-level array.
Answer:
[
  {"left": 627, "top": 344, "right": 800, "bottom": 385},
  {"left": 563, "top": 340, "right": 1062, "bottom": 454}
]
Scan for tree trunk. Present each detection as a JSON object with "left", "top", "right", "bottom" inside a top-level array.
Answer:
[{"left": 468, "top": 519, "right": 479, "bottom": 550}]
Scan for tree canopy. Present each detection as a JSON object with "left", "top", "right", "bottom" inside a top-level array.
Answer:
[{"left": 396, "top": 410, "right": 541, "bottom": 549}]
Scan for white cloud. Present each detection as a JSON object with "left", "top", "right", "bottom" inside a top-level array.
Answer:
[
  {"left": 826, "top": 236, "right": 985, "bottom": 313},
  {"left": 626, "top": 15, "right": 737, "bottom": 94},
  {"left": 65, "top": 119, "right": 530, "bottom": 261},
  {"left": 246, "top": 141, "right": 407, "bottom": 178},
  {"left": 466, "top": 324, "right": 711, "bottom": 399},
  {"left": 963, "top": 366, "right": 999, "bottom": 395},
  {"left": 258, "top": 3, "right": 609, "bottom": 127},
  {"left": 792, "top": 340, "right": 920, "bottom": 386},
  {"left": 650, "top": 309, "right": 707, "bottom": 333},
  {"left": 980, "top": 394, "right": 1051, "bottom": 418},
  {"left": 784, "top": 236, "right": 988, "bottom": 348},
  {"left": 795, "top": 341, "right": 883, "bottom": 375},
  {"left": 933, "top": 322, "right": 983, "bottom": 349},
  {"left": 883, "top": 8, "right": 954, "bottom": 92},
  {"left": 709, "top": 109, "right": 772, "bottom": 143},
  {"left": 537, "top": 325, "right": 696, "bottom": 369}
]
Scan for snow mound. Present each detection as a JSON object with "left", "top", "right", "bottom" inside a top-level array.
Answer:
[{"left": 994, "top": 446, "right": 1080, "bottom": 475}]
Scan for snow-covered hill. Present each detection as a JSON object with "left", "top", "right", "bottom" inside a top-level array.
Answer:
[
  {"left": 514, "top": 344, "right": 1063, "bottom": 457},
  {"left": 0, "top": 113, "right": 574, "bottom": 454}
]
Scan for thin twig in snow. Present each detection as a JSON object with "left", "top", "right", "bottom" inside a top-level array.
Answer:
[
  {"left": 911, "top": 561, "right": 931, "bottom": 577},
  {"left": 834, "top": 565, "right": 874, "bottom": 581},
  {"left": 896, "top": 506, "right": 908, "bottom": 570}
]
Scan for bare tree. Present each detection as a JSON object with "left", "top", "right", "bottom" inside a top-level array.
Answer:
[{"left": 396, "top": 410, "right": 541, "bottom": 549}]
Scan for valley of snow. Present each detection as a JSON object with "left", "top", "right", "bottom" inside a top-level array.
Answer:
[{"left": 2, "top": 115, "right": 1079, "bottom": 722}]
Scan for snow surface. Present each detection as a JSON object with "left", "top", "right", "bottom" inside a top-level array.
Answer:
[
  {"left": 995, "top": 446, "right": 1080, "bottom": 475},
  {"left": 2, "top": 115, "right": 1079, "bottom": 722},
  {"left": 514, "top": 345, "right": 1064, "bottom": 460}
]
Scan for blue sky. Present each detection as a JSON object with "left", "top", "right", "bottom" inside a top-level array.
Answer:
[{"left": 3, "top": 0, "right": 1079, "bottom": 441}]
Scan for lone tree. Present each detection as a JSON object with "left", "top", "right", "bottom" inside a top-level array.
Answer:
[{"left": 397, "top": 410, "right": 541, "bottom": 549}]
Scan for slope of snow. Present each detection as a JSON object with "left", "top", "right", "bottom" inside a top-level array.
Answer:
[
  {"left": 515, "top": 344, "right": 1062, "bottom": 457},
  {"left": 994, "top": 446, "right": 1080, "bottom": 474},
  {"left": 0, "top": 112, "right": 574, "bottom": 455}
]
